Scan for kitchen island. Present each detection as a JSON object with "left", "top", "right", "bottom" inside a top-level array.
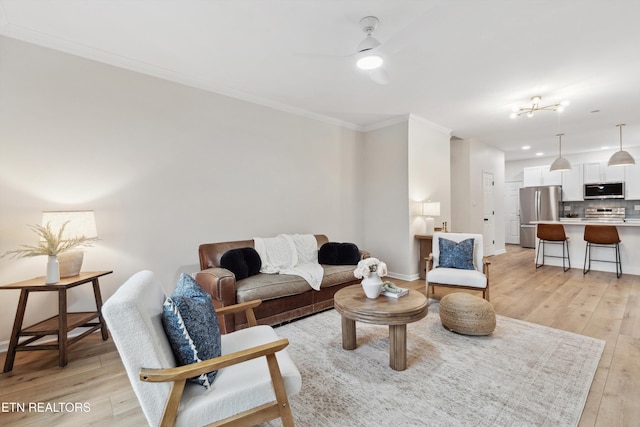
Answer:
[{"left": 532, "top": 219, "right": 640, "bottom": 276}]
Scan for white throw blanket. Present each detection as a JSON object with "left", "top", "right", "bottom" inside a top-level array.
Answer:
[{"left": 253, "top": 234, "right": 324, "bottom": 291}]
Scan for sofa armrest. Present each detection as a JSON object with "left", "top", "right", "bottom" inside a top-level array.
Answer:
[
  {"left": 195, "top": 268, "right": 237, "bottom": 304},
  {"left": 196, "top": 268, "right": 240, "bottom": 334}
]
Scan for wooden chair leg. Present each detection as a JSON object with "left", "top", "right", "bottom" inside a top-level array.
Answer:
[{"left": 265, "top": 353, "right": 295, "bottom": 427}]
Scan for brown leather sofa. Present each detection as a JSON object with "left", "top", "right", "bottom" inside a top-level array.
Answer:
[{"left": 196, "top": 234, "right": 368, "bottom": 333}]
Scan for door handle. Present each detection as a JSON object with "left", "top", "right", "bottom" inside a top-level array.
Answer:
[{"left": 484, "top": 218, "right": 489, "bottom": 221}]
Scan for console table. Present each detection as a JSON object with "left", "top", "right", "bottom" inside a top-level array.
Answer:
[
  {"left": 415, "top": 231, "right": 443, "bottom": 279},
  {"left": 1, "top": 271, "right": 112, "bottom": 372}
]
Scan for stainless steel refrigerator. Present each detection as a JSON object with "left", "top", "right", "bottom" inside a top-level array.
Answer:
[{"left": 519, "top": 186, "right": 562, "bottom": 248}]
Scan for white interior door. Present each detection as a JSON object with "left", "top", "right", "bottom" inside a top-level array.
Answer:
[
  {"left": 483, "top": 172, "right": 496, "bottom": 256},
  {"left": 504, "top": 181, "right": 522, "bottom": 244}
]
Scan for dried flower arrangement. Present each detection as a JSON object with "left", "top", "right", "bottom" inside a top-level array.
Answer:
[{"left": 2, "top": 221, "right": 97, "bottom": 259}]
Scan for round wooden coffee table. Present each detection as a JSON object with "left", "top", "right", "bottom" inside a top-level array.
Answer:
[{"left": 333, "top": 284, "right": 428, "bottom": 371}]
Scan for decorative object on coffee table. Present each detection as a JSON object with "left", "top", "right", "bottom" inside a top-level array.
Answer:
[
  {"left": 353, "top": 257, "right": 388, "bottom": 299},
  {"left": 439, "top": 292, "right": 496, "bottom": 335}
]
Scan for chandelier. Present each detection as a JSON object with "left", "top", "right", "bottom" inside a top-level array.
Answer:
[{"left": 510, "top": 96, "right": 570, "bottom": 118}]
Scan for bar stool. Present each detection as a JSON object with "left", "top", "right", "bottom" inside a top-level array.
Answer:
[
  {"left": 583, "top": 225, "right": 622, "bottom": 278},
  {"left": 536, "top": 224, "right": 570, "bottom": 272}
]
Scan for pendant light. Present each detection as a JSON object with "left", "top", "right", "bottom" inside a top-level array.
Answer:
[
  {"left": 608, "top": 124, "right": 636, "bottom": 166},
  {"left": 550, "top": 133, "right": 572, "bottom": 172}
]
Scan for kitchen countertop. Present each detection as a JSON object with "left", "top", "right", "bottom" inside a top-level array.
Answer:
[
  {"left": 529, "top": 219, "right": 640, "bottom": 276},
  {"left": 533, "top": 219, "right": 640, "bottom": 226}
]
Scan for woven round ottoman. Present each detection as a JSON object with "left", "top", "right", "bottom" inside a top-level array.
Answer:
[{"left": 439, "top": 293, "right": 496, "bottom": 336}]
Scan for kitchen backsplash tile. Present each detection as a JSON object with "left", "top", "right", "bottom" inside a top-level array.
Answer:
[{"left": 562, "top": 199, "right": 640, "bottom": 218}]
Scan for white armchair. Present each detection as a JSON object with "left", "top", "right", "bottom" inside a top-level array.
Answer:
[
  {"left": 102, "top": 270, "right": 302, "bottom": 427},
  {"left": 426, "top": 232, "right": 490, "bottom": 300}
]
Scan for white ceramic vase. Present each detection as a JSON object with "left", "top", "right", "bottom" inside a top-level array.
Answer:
[
  {"left": 46, "top": 255, "right": 60, "bottom": 285},
  {"left": 361, "top": 274, "right": 383, "bottom": 299}
]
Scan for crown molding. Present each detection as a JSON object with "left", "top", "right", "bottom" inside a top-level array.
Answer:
[
  {"left": 360, "top": 114, "right": 411, "bottom": 132},
  {"left": 0, "top": 28, "right": 361, "bottom": 131},
  {"left": 0, "top": 26, "right": 449, "bottom": 137},
  {"left": 408, "top": 113, "right": 453, "bottom": 136}
]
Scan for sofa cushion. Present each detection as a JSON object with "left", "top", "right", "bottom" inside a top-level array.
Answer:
[
  {"left": 162, "top": 273, "right": 222, "bottom": 389},
  {"left": 236, "top": 273, "right": 311, "bottom": 303},
  {"left": 318, "top": 242, "right": 360, "bottom": 265},
  {"left": 438, "top": 238, "right": 475, "bottom": 270}
]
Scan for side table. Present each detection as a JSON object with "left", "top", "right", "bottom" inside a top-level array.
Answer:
[
  {"left": 415, "top": 230, "right": 443, "bottom": 279},
  {"left": 1, "top": 271, "right": 113, "bottom": 372}
]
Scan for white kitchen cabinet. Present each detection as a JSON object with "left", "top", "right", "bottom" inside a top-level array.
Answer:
[
  {"left": 523, "top": 165, "right": 561, "bottom": 187},
  {"left": 523, "top": 166, "right": 542, "bottom": 187},
  {"left": 561, "top": 163, "right": 584, "bottom": 201},
  {"left": 541, "top": 167, "right": 562, "bottom": 186},
  {"left": 625, "top": 163, "right": 640, "bottom": 199},
  {"left": 583, "top": 161, "right": 625, "bottom": 183}
]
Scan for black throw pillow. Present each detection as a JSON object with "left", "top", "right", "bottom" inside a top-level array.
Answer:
[
  {"left": 318, "top": 242, "right": 339, "bottom": 265},
  {"left": 319, "top": 242, "right": 360, "bottom": 265},
  {"left": 220, "top": 249, "right": 249, "bottom": 280},
  {"left": 241, "top": 247, "right": 262, "bottom": 277},
  {"left": 336, "top": 243, "right": 361, "bottom": 265}
]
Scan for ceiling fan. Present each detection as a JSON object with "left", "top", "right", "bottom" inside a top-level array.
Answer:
[{"left": 354, "top": 16, "right": 391, "bottom": 85}]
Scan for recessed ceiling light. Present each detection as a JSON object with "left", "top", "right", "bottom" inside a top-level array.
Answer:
[
  {"left": 536, "top": 152, "right": 544, "bottom": 156},
  {"left": 601, "top": 146, "right": 609, "bottom": 150},
  {"left": 522, "top": 145, "right": 530, "bottom": 150}
]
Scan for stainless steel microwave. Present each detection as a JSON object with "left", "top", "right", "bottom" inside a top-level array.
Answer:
[{"left": 584, "top": 182, "right": 625, "bottom": 199}]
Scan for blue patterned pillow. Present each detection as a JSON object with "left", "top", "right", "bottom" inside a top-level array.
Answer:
[
  {"left": 438, "top": 238, "right": 475, "bottom": 270},
  {"left": 161, "top": 273, "right": 222, "bottom": 389}
]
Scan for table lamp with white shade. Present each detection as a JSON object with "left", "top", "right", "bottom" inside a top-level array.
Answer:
[{"left": 422, "top": 201, "right": 440, "bottom": 235}]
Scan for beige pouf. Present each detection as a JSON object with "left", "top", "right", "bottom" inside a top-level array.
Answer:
[{"left": 439, "top": 293, "right": 496, "bottom": 336}]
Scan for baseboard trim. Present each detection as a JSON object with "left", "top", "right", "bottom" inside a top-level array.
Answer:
[{"left": 387, "top": 272, "right": 421, "bottom": 282}]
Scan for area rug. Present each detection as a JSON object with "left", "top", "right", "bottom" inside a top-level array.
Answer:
[{"left": 264, "top": 304, "right": 604, "bottom": 427}]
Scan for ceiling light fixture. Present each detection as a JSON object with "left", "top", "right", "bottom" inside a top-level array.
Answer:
[
  {"left": 356, "top": 52, "right": 383, "bottom": 70},
  {"left": 510, "top": 96, "right": 570, "bottom": 119},
  {"left": 356, "top": 16, "right": 383, "bottom": 70},
  {"left": 549, "top": 133, "right": 572, "bottom": 172},
  {"left": 608, "top": 123, "right": 636, "bottom": 167}
]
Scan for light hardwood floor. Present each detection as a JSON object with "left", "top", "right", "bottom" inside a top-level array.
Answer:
[{"left": 1, "top": 245, "right": 638, "bottom": 426}]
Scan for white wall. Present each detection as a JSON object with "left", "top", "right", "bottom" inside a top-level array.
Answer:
[
  {"left": 361, "top": 116, "right": 451, "bottom": 280},
  {"left": 451, "top": 138, "right": 506, "bottom": 254},
  {"left": 451, "top": 138, "right": 472, "bottom": 231},
  {"left": 0, "top": 36, "right": 365, "bottom": 345},
  {"left": 407, "top": 115, "right": 451, "bottom": 277},
  {"left": 362, "top": 122, "right": 409, "bottom": 278}
]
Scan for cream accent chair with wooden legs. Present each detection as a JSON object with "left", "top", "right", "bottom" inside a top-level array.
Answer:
[
  {"left": 426, "top": 232, "right": 490, "bottom": 301},
  {"left": 102, "top": 270, "right": 301, "bottom": 427}
]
